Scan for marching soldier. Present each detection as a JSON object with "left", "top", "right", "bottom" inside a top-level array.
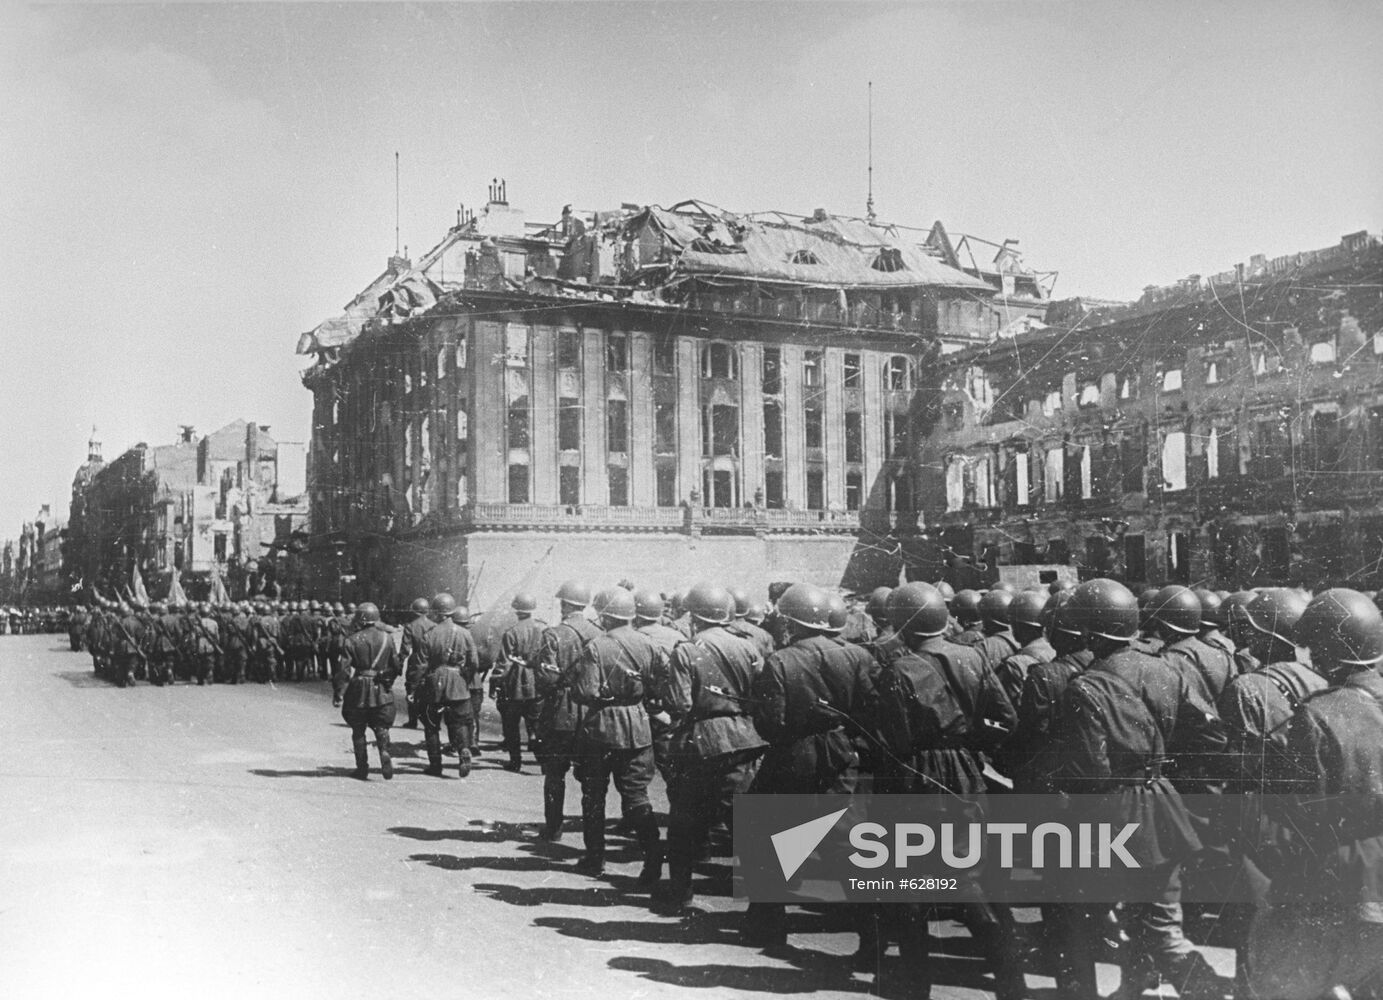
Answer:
[
  {"left": 492, "top": 593, "right": 545, "bottom": 772},
  {"left": 187, "top": 602, "right": 221, "bottom": 685},
  {"left": 1150, "top": 585, "right": 1236, "bottom": 704},
  {"left": 993, "top": 590, "right": 1053, "bottom": 707},
  {"left": 973, "top": 589, "right": 1020, "bottom": 674},
  {"left": 725, "top": 586, "right": 774, "bottom": 660},
  {"left": 534, "top": 580, "right": 601, "bottom": 841},
  {"left": 398, "top": 597, "right": 434, "bottom": 729},
  {"left": 417, "top": 593, "right": 478, "bottom": 778},
  {"left": 111, "top": 603, "right": 144, "bottom": 688},
  {"left": 950, "top": 589, "right": 985, "bottom": 645},
  {"left": 221, "top": 602, "right": 250, "bottom": 684},
  {"left": 564, "top": 588, "right": 660, "bottom": 881},
  {"left": 339, "top": 602, "right": 401, "bottom": 780}
]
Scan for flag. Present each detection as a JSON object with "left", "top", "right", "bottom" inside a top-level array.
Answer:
[
  {"left": 131, "top": 563, "right": 150, "bottom": 605},
  {"left": 168, "top": 569, "right": 188, "bottom": 606},
  {"left": 210, "top": 571, "right": 230, "bottom": 605}
]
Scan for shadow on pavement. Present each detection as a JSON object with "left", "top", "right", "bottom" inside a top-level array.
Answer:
[
  {"left": 473, "top": 882, "right": 638, "bottom": 908},
  {"left": 249, "top": 766, "right": 362, "bottom": 779},
  {"left": 535, "top": 912, "right": 744, "bottom": 947},
  {"left": 607, "top": 955, "right": 867, "bottom": 994},
  {"left": 56, "top": 670, "right": 120, "bottom": 689}
]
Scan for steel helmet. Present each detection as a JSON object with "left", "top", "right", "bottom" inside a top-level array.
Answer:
[
  {"left": 726, "top": 586, "right": 751, "bottom": 618},
  {"left": 933, "top": 580, "right": 957, "bottom": 604},
  {"left": 1008, "top": 590, "right": 1048, "bottom": 629},
  {"left": 1242, "top": 587, "right": 1309, "bottom": 646},
  {"left": 1071, "top": 579, "right": 1140, "bottom": 642},
  {"left": 511, "top": 592, "right": 538, "bottom": 613},
  {"left": 824, "top": 592, "right": 849, "bottom": 634},
  {"left": 431, "top": 592, "right": 457, "bottom": 616},
  {"left": 1150, "top": 585, "right": 1201, "bottom": 635},
  {"left": 1193, "top": 588, "right": 1225, "bottom": 629},
  {"left": 667, "top": 589, "right": 687, "bottom": 615},
  {"left": 979, "top": 590, "right": 1014, "bottom": 628},
  {"left": 332, "top": 602, "right": 345, "bottom": 615},
  {"left": 952, "top": 589, "right": 982, "bottom": 625},
  {"left": 592, "top": 587, "right": 637, "bottom": 622},
  {"left": 450, "top": 605, "right": 471, "bottom": 623},
  {"left": 865, "top": 587, "right": 893, "bottom": 623},
  {"left": 1044, "top": 590, "right": 1083, "bottom": 637},
  {"left": 685, "top": 582, "right": 733, "bottom": 625},
  {"left": 632, "top": 588, "right": 665, "bottom": 621},
  {"left": 991, "top": 581, "right": 1017, "bottom": 594},
  {"left": 410, "top": 597, "right": 431, "bottom": 614},
  {"left": 345, "top": 603, "right": 357, "bottom": 613},
  {"left": 356, "top": 602, "right": 381, "bottom": 624},
  {"left": 1296, "top": 588, "right": 1383, "bottom": 670},
  {"left": 775, "top": 583, "right": 833, "bottom": 631},
  {"left": 1048, "top": 580, "right": 1074, "bottom": 595},
  {"left": 886, "top": 583, "right": 948, "bottom": 638},
  {"left": 744, "top": 602, "right": 767, "bottom": 625},
  {"left": 555, "top": 579, "right": 592, "bottom": 608}
]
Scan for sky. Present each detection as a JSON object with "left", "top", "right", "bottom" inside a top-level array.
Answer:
[{"left": 1, "top": 1, "right": 1380, "bottom": 539}]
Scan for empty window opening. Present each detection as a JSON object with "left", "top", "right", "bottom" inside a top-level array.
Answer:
[
  {"left": 844, "top": 353, "right": 862, "bottom": 389},
  {"left": 805, "top": 408, "right": 824, "bottom": 450},
  {"left": 762, "top": 348, "right": 782, "bottom": 394},
  {"left": 702, "top": 342, "right": 738, "bottom": 379},
  {"left": 558, "top": 398, "right": 581, "bottom": 451},
  {"left": 844, "top": 412, "right": 864, "bottom": 464},
  {"left": 606, "top": 332, "right": 628, "bottom": 374},
  {"left": 1162, "top": 431, "right": 1187, "bottom": 491},
  {"left": 559, "top": 466, "right": 581, "bottom": 507},
  {"left": 803, "top": 350, "right": 823, "bottom": 387},
  {"left": 1161, "top": 369, "right": 1183, "bottom": 392}
]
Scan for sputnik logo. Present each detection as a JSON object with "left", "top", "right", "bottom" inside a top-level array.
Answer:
[{"left": 770, "top": 808, "right": 849, "bottom": 881}]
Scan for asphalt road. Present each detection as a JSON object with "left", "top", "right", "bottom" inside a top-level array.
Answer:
[{"left": 1, "top": 635, "right": 1236, "bottom": 1000}]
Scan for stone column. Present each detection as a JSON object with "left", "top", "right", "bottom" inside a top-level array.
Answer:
[
  {"left": 739, "top": 342, "right": 765, "bottom": 505},
  {"left": 677, "top": 336, "right": 702, "bottom": 502},
  {"left": 530, "top": 325, "right": 557, "bottom": 504},
  {"left": 629, "top": 331, "right": 655, "bottom": 507},
  {"left": 582, "top": 326, "right": 608, "bottom": 504}
]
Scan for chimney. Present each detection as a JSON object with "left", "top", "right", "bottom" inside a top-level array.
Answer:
[
  {"left": 87, "top": 426, "right": 102, "bottom": 463},
  {"left": 179, "top": 424, "right": 196, "bottom": 444}
]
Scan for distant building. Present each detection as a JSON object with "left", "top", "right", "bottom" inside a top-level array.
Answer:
[
  {"left": 297, "top": 184, "right": 1050, "bottom": 607},
  {"left": 911, "top": 231, "right": 1383, "bottom": 591},
  {"left": 65, "top": 421, "right": 308, "bottom": 601}
]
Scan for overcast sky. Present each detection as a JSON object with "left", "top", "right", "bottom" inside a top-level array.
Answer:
[{"left": 2, "top": 1, "right": 1380, "bottom": 539}]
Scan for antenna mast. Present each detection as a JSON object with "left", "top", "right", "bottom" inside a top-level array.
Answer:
[
  {"left": 866, "top": 81, "right": 876, "bottom": 223},
  {"left": 394, "top": 151, "right": 401, "bottom": 256}
]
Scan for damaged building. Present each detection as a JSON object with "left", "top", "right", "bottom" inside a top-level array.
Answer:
[
  {"left": 913, "top": 230, "right": 1383, "bottom": 591},
  {"left": 296, "top": 183, "right": 1053, "bottom": 607}
]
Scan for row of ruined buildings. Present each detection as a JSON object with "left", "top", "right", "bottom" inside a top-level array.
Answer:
[
  {"left": 0, "top": 506, "right": 65, "bottom": 607},
  {"left": 292, "top": 181, "right": 1383, "bottom": 610}
]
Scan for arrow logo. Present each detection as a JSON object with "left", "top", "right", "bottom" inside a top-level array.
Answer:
[{"left": 770, "top": 807, "right": 849, "bottom": 881}]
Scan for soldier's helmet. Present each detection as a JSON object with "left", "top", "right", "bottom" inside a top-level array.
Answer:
[
  {"left": 356, "top": 602, "right": 381, "bottom": 624},
  {"left": 1193, "top": 588, "right": 1225, "bottom": 629},
  {"left": 666, "top": 589, "right": 687, "bottom": 615},
  {"left": 332, "top": 602, "right": 346, "bottom": 615},
  {"left": 886, "top": 582, "right": 948, "bottom": 638},
  {"left": 555, "top": 580, "right": 592, "bottom": 608},
  {"left": 152, "top": 602, "right": 167, "bottom": 614},
  {"left": 991, "top": 581, "right": 1017, "bottom": 595},
  {"left": 744, "top": 602, "right": 767, "bottom": 625},
  {"left": 775, "top": 583, "right": 833, "bottom": 631},
  {"left": 979, "top": 590, "right": 1014, "bottom": 628},
  {"left": 632, "top": 588, "right": 664, "bottom": 622},
  {"left": 592, "top": 587, "right": 637, "bottom": 622},
  {"left": 933, "top": 580, "right": 957, "bottom": 604},
  {"left": 345, "top": 602, "right": 358, "bottom": 613},
  {"left": 1071, "top": 578, "right": 1140, "bottom": 642},
  {"left": 727, "top": 586, "right": 751, "bottom": 619},
  {"left": 824, "top": 592, "right": 849, "bottom": 634},
  {"left": 865, "top": 587, "right": 893, "bottom": 623},
  {"left": 410, "top": 597, "right": 431, "bottom": 614},
  {"left": 1242, "top": 587, "right": 1309, "bottom": 646},
  {"left": 952, "top": 589, "right": 983, "bottom": 625},
  {"left": 431, "top": 592, "right": 457, "bottom": 616},
  {"left": 1048, "top": 579, "right": 1074, "bottom": 595},
  {"left": 1044, "top": 590, "right": 1083, "bottom": 638},
  {"left": 685, "top": 583, "right": 733, "bottom": 625},
  {"left": 451, "top": 605, "right": 471, "bottom": 623},
  {"left": 1296, "top": 588, "right": 1383, "bottom": 673},
  {"left": 1008, "top": 590, "right": 1048, "bottom": 629},
  {"left": 511, "top": 592, "right": 538, "bottom": 613},
  {"left": 1150, "top": 585, "right": 1202, "bottom": 636}
]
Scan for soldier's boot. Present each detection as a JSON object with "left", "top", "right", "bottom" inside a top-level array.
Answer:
[
  {"left": 377, "top": 732, "right": 393, "bottom": 781},
  {"left": 457, "top": 748, "right": 472, "bottom": 778},
  {"left": 351, "top": 733, "right": 370, "bottom": 780},
  {"left": 633, "top": 810, "right": 663, "bottom": 890},
  {"left": 423, "top": 732, "right": 444, "bottom": 777},
  {"left": 541, "top": 777, "right": 565, "bottom": 841}
]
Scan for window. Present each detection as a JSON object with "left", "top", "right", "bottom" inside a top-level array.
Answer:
[
  {"left": 1310, "top": 409, "right": 1342, "bottom": 470},
  {"left": 704, "top": 469, "right": 735, "bottom": 508},
  {"left": 844, "top": 353, "right": 862, "bottom": 388},
  {"left": 701, "top": 342, "right": 737, "bottom": 380},
  {"left": 1042, "top": 390, "right": 1063, "bottom": 416},
  {"left": 1079, "top": 383, "right": 1100, "bottom": 407},
  {"left": 891, "top": 474, "right": 913, "bottom": 512},
  {"left": 1118, "top": 373, "right": 1136, "bottom": 399},
  {"left": 871, "top": 247, "right": 907, "bottom": 272},
  {"left": 1309, "top": 338, "right": 1337, "bottom": 365},
  {"left": 606, "top": 332, "right": 628, "bottom": 374},
  {"left": 709, "top": 405, "right": 738, "bottom": 456},
  {"left": 507, "top": 464, "right": 529, "bottom": 503},
  {"left": 607, "top": 400, "right": 629, "bottom": 453},
  {"left": 1161, "top": 430, "right": 1187, "bottom": 491},
  {"left": 1161, "top": 369, "right": 1183, "bottom": 393},
  {"left": 845, "top": 472, "right": 863, "bottom": 511},
  {"left": 803, "top": 350, "right": 823, "bottom": 387},
  {"left": 507, "top": 398, "right": 530, "bottom": 449},
  {"left": 844, "top": 412, "right": 864, "bottom": 463},
  {"left": 1124, "top": 534, "right": 1147, "bottom": 581},
  {"left": 559, "top": 466, "right": 580, "bottom": 506},
  {"left": 455, "top": 335, "right": 468, "bottom": 370},
  {"left": 1217, "top": 424, "right": 1238, "bottom": 477},
  {"left": 1044, "top": 448, "right": 1064, "bottom": 502},
  {"left": 762, "top": 348, "right": 782, "bottom": 394},
  {"left": 764, "top": 402, "right": 784, "bottom": 459},
  {"left": 1205, "top": 360, "right": 1220, "bottom": 385},
  {"left": 1013, "top": 447, "right": 1030, "bottom": 506},
  {"left": 885, "top": 356, "right": 912, "bottom": 391},
  {"left": 1080, "top": 444, "right": 1093, "bottom": 499},
  {"left": 1063, "top": 441, "right": 1083, "bottom": 501},
  {"left": 1086, "top": 535, "right": 1111, "bottom": 574},
  {"left": 653, "top": 335, "right": 676, "bottom": 375},
  {"left": 1206, "top": 427, "right": 1221, "bottom": 479},
  {"left": 608, "top": 466, "right": 629, "bottom": 506},
  {"left": 945, "top": 456, "right": 965, "bottom": 512},
  {"left": 557, "top": 329, "right": 581, "bottom": 369},
  {"left": 764, "top": 470, "right": 784, "bottom": 509},
  {"left": 505, "top": 324, "right": 529, "bottom": 366},
  {"left": 884, "top": 410, "right": 905, "bottom": 459},
  {"left": 806, "top": 470, "right": 825, "bottom": 510},
  {"left": 654, "top": 403, "right": 676, "bottom": 454},
  {"left": 436, "top": 346, "right": 447, "bottom": 379},
  {"left": 1262, "top": 526, "right": 1290, "bottom": 578},
  {"left": 456, "top": 408, "right": 469, "bottom": 443},
  {"left": 655, "top": 465, "right": 676, "bottom": 507},
  {"left": 790, "top": 249, "right": 821, "bottom": 265},
  {"left": 805, "top": 408, "right": 824, "bottom": 450},
  {"left": 213, "top": 532, "right": 227, "bottom": 562},
  {"left": 558, "top": 398, "right": 581, "bottom": 451},
  {"left": 1121, "top": 431, "right": 1145, "bottom": 492},
  {"left": 1374, "top": 331, "right": 1383, "bottom": 356},
  {"left": 1168, "top": 531, "right": 1191, "bottom": 584}
]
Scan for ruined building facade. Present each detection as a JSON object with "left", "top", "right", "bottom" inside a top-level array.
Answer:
[
  {"left": 298, "top": 188, "right": 1051, "bottom": 607},
  {"left": 913, "top": 231, "right": 1383, "bottom": 592}
]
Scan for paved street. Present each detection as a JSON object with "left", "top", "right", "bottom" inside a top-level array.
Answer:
[{"left": 2, "top": 636, "right": 1236, "bottom": 1000}]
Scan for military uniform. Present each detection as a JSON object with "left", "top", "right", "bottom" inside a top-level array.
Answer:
[
  {"left": 249, "top": 611, "right": 282, "bottom": 683},
  {"left": 221, "top": 609, "right": 250, "bottom": 684},
  {"left": 340, "top": 620, "right": 401, "bottom": 778},
  {"left": 399, "top": 612, "right": 435, "bottom": 728},
  {"left": 994, "top": 634, "right": 1054, "bottom": 708},
  {"left": 282, "top": 610, "right": 316, "bottom": 681},
  {"left": 493, "top": 616, "right": 546, "bottom": 767},
  {"left": 1008, "top": 647, "right": 1093, "bottom": 792},
  {"left": 1162, "top": 633, "right": 1236, "bottom": 704},
  {"left": 417, "top": 619, "right": 479, "bottom": 776},
  {"left": 111, "top": 610, "right": 144, "bottom": 687},
  {"left": 187, "top": 612, "right": 220, "bottom": 685},
  {"left": 725, "top": 618, "right": 775, "bottom": 660},
  {"left": 534, "top": 612, "right": 601, "bottom": 838}
]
